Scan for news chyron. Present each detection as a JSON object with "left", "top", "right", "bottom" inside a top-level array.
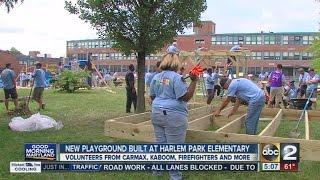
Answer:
[
  {"left": 9, "top": 143, "right": 299, "bottom": 173},
  {"left": 260, "top": 143, "right": 300, "bottom": 171}
]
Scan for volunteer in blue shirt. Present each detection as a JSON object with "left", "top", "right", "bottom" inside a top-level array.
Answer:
[
  {"left": 32, "top": 63, "right": 46, "bottom": 110},
  {"left": 166, "top": 42, "right": 180, "bottom": 54},
  {"left": 149, "top": 54, "right": 198, "bottom": 180},
  {"left": 214, "top": 78, "right": 265, "bottom": 135},
  {"left": 306, "top": 69, "right": 319, "bottom": 109},
  {"left": 205, "top": 68, "right": 215, "bottom": 104},
  {"left": 146, "top": 61, "right": 161, "bottom": 87},
  {"left": 1, "top": 63, "right": 18, "bottom": 112}
]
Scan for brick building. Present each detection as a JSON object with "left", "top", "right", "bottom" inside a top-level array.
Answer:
[
  {"left": 0, "top": 50, "right": 63, "bottom": 74},
  {"left": 66, "top": 21, "right": 316, "bottom": 77}
]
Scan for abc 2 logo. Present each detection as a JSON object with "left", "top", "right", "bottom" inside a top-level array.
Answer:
[{"left": 260, "top": 143, "right": 300, "bottom": 163}]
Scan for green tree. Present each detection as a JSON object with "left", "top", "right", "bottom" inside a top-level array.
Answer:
[
  {"left": 0, "top": 0, "right": 23, "bottom": 13},
  {"left": 309, "top": 37, "right": 320, "bottom": 72},
  {"left": 9, "top": 47, "right": 22, "bottom": 55},
  {"left": 65, "top": 0, "right": 207, "bottom": 113}
]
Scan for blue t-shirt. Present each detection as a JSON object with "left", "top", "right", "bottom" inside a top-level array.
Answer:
[
  {"left": 167, "top": 45, "right": 179, "bottom": 54},
  {"left": 205, "top": 74, "right": 214, "bottom": 90},
  {"left": 1, "top": 68, "right": 15, "bottom": 89},
  {"left": 306, "top": 74, "right": 319, "bottom": 91},
  {"left": 150, "top": 70, "right": 188, "bottom": 116},
  {"left": 33, "top": 69, "right": 46, "bottom": 88},
  {"left": 146, "top": 72, "right": 157, "bottom": 87},
  {"left": 227, "top": 78, "right": 265, "bottom": 103}
]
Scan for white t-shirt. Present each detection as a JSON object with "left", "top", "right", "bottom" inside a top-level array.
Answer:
[{"left": 299, "top": 72, "right": 309, "bottom": 85}]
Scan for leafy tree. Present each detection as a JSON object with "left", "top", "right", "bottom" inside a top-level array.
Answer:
[
  {"left": 65, "top": 0, "right": 207, "bottom": 112},
  {"left": 309, "top": 37, "right": 320, "bottom": 72},
  {"left": 0, "top": 0, "right": 23, "bottom": 13},
  {"left": 9, "top": 47, "right": 22, "bottom": 55}
]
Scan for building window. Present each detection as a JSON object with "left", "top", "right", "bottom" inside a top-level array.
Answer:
[
  {"left": 293, "top": 52, "right": 300, "bottom": 60},
  {"left": 294, "top": 36, "right": 301, "bottom": 45},
  {"left": 283, "top": 36, "right": 288, "bottom": 44},
  {"left": 302, "top": 52, "right": 308, "bottom": 60},
  {"left": 247, "top": 36, "right": 262, "bottom": 45},
  {"left": 252, "top": 52, "right": 262, "bottom": 60},
  {"left": 238, "top": 36, "right": 244, "bottom": 44},
  {"left": 264, "top": 36, "right": 276, "bottom": 45},
  {"left": 275, "top": 52, "right": 281, "bottom": 60},
  {"left": 303, "top": 36, "right": 309, "bottom": 45},
  {"left": 228, "top": 36, "right": 238, "bottom": 45},
  {"left": 302, "top": 52, "right": 312, "bottom": 60},
  {"left": 77, "top": 54, "right": 87, "bottom": 60},
  {"left": 288, "top": 52, "right": 294, "bottom": 59},
  {"left": 195, "top": 39, "right": 205, "bottom": 44},
  {"left": 257, "top": 36, "right": 262, "bottom": 44},
  {"left": 245, "top": 36, "right": 251, "bottom": 44},
  {"left": 263, "top": 52, "right": 269, "bottom": 60},
  {"left": 309, "top": 36, "right": 315, "bottom": 44},
  {"left": 275, "top": 36, "right": 281, "bottom": 44},
  {"left": 109, "top": 65, "right": 122, "bottom": 72},
  {"left": 269, "top": 52, "right": 275, "bottom": 59},
  {"left": 303, "top": 36, "right": 315, "bottom": 45},
  {"left": 282, "top": 52, "right": 288, "bottom": 60},
  {"left": 212, "top": 36, "right": 226, "bottom": 45},
  {"left": 288, "top": 36, "right": 295, "bottom": 45}
]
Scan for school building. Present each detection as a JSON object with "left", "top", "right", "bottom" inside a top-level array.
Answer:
[{"left": 66, "top": 21, "right": 317, "bottom": 76}]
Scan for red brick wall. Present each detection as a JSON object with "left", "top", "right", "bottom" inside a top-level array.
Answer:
[
  {"left": 193, "top": 21, "right": 215, "bottom": 35},
  {"left": 0, "top": 50, "right": 23, "bottom": 74}
]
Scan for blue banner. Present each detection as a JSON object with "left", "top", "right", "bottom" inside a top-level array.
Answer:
[{"left": 25, "top": 144, "right": 57, "bottom": 161}]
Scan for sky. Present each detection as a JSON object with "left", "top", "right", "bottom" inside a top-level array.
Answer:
[{"left": 0, "top": 0, "right": 319, "bottom": 57}]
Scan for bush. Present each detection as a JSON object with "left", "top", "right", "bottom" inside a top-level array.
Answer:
[{"left": 55, "top": 70, "right": 90, "bottom": 93}]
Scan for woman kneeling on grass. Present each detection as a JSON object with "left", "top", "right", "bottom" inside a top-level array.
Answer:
[{"left": 149, "top": 54, "right": 198, "bottom": 180}]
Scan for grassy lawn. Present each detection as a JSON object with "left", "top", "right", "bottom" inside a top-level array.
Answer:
[{"left": 1, "top": 88, "right": 320, "bottom": 179}]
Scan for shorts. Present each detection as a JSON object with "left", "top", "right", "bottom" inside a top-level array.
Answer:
[
  {"left": 32, "top": 87, "right": 44, "bottom": 101},
  {"left": 4, "top": 88, "right": 18, "bottom": 100}
]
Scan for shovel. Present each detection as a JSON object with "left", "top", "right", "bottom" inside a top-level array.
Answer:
[{"left": 288, "top": 88, "right": 315, "bottom": 138}]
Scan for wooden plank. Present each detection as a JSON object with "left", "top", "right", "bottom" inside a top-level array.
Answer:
[
  {"left": 186, "top": 130, "right": 320, "bottom": 161},
  {"left": 305, "top": 111, "right": 310, "bottom": 140},
  {"left": 260, "top": 108, "right": 279, "bottom": 117},
  {"left": 104, "top": 120, "right": 320, "bottom": 161},
  {"left": 105, "top": 121, "right": 154, "bottom": 142},
  {"left": 283, "top": 109, "right": 320, "bottom": 120},
  {"left": 216, "top": 114, "right": 247, "bottom": 133},
  {"left": 107, "top": 112, "right": 150, "bottom": 124},
  {"left": 259, "top": 109, "right": 283, "bottom": 136},
  {"left": 254, "top": 107, "right": 320, "bottom": 121},
  {"left": 188, "top": 114, "right": 213, "bottom": 130},
  {"left": 259, "top": 118, "right": 273, "bottom": 121}
]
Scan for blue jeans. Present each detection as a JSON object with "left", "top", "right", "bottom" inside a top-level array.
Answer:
[
  {"left": 246, "top": 97, "right": 265, "bottom": 135},
  {"left": 151, "top": 108, "right": 188, "bottom": 180}
]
